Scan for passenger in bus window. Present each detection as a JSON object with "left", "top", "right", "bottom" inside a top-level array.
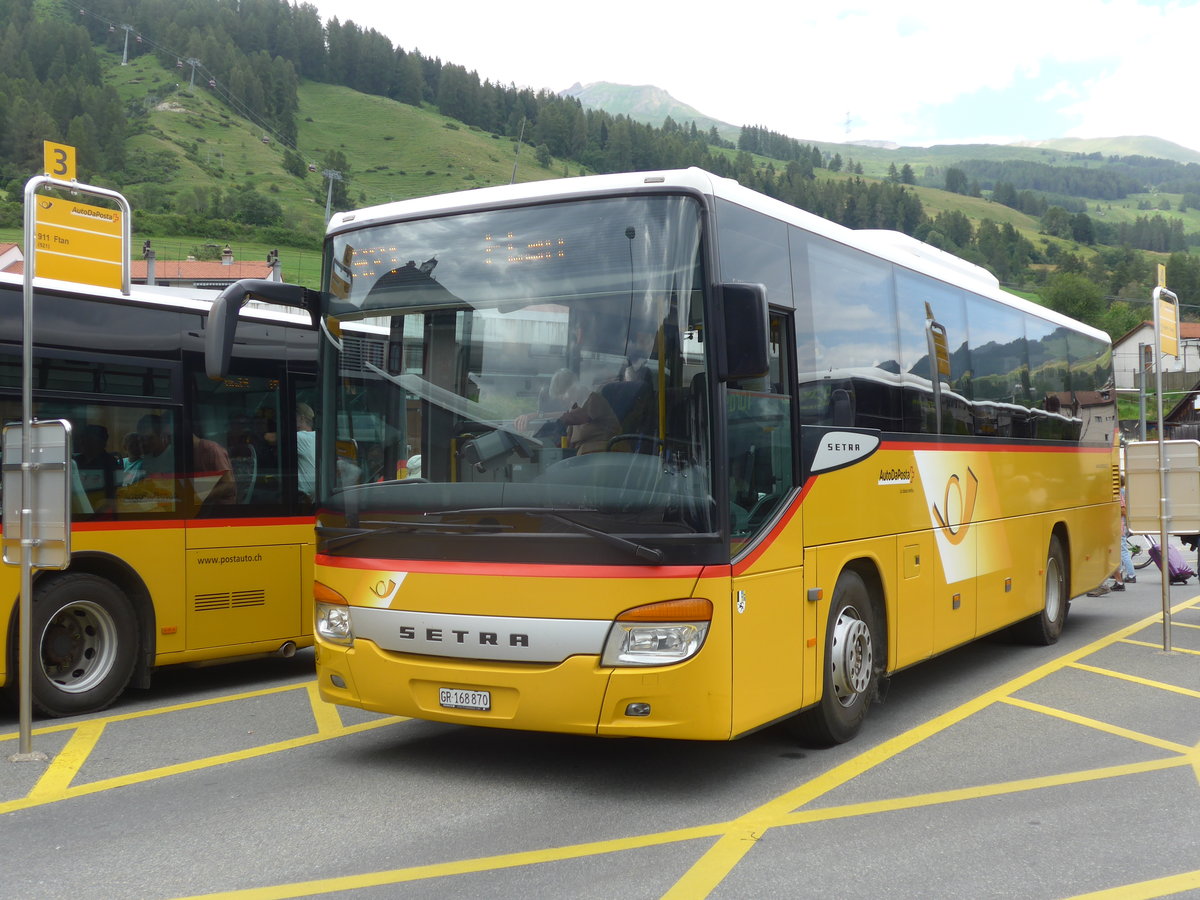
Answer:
[
  {"left": 296, "top": 402, "right": 316, "bottom": 501},
  {"left": 73, "top": 423, "right": 120, "bottom": 513},
  {"left": 120, "top": 431, "right": 143, "bottom": 485},
  {"left": 192, "top": 430, "right": 236, "bottom": 505},
  {"left": 136, "top": 414, "right": 174, "bottom": 476}
]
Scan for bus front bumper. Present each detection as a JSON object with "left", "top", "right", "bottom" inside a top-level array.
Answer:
[{"left": 315, "top": 637, "right": 734, "bottom": 740}]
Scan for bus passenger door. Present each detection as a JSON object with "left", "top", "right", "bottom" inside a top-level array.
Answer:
[
  {"left": 184, "top": 370, "right": 305, "bottom": 649},
  {"left": 730, "top": 310, "right": 806, "bottom": 734}
]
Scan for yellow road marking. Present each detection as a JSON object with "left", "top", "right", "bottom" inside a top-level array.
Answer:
[
  {"left": 774, "top": 756, "right": 1191, "bottom": 826},
  {"left": 176, "top": 824, "right": 729, "bottom": 900},
  {"left": 1000, "top": 696, "right": 1193, "bottom": 753},
  {"left": 25, "top": 720, "right": 105, "bottom": 799},
  {"left": 1068, "top": 662, "right": 1200, "bottom": 698},
  {"left": 0, "top": 680, "right": 313, "bottom": 744},
  {"left": 1067, "top": 867, "right": 1200, "bottom": 899},
  {"left": 1121, "top": 639, "right": 1200, "bottom": 656},
  {"left": 306, "top": 682, "right": 345, "bottom": 735},
  {"left": 7, "top": 593, "right": 1200, "bottom": 898},
  {"left": 0, "top": 715, "right": 403, "bottom": 816},
  {"left": 663, "top": 603, "right": 1196, "bottom": 898}
]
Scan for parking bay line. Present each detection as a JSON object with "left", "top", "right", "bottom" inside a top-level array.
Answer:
[
  {"left": 181, "top": 599, "right": 1200, "bottom": 899},
  {"left": 0, "top": 682, "right": 406, "bottom": 816}
]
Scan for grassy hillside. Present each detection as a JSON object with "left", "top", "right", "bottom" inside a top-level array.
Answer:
[
  {"left": 9, "top": 50, "right": 1194, "bottom": 293},
  {"left": 17, "top": 52, "right": 582, "bottom": 285}
]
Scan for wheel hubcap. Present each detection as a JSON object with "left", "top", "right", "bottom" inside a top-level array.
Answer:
[
  {"left": 1045, "top": 556, "right": 1063, "bottom": 622},
  {"left": 39, "top": 600, "right": 118, "bottom": 693},
  {"left": 830, "top": 605, "right": 872, "bottom": 706}
]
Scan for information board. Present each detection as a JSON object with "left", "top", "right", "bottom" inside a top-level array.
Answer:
[{"left": 33, "top": 195, "right": 124, "bottom": 290}]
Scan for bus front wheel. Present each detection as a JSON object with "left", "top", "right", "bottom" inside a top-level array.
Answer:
[
  {"left": 790, "top": 570, "right": 879, "bottom": 747},
  {"left": 30, "top": 574, "right": 138, "bottom": 717}
]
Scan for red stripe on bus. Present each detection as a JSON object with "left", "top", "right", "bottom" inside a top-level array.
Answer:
[
  {"left": 881, "top": 439, "right": 1113, "bottom": 454},
  {"left": 65, "top": 516, "right": 313, "bottom": 532},
  {"left": 732, "top": 478, "right": 814, "bottom": 575},
  {"left": 316, "top": 554, "right": 706, "bottom": 579}
]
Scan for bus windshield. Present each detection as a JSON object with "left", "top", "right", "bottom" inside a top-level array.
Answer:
[{"left": 318, "top": 193, "right": 717, "bottom": 557}]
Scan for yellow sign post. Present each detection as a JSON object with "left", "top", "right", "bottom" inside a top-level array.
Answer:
[
  {"left": 1149, "top": 282, "right": 1182, "bottom": 651},
  {"left": 1159, "top": 292, "right": 1179, "bottom": 358},
  {"left": 32, "top": 195, "right": 124, "bottom": 290},
  {"left": 11, "top": 146, "right": 132, "bottom": 758}
]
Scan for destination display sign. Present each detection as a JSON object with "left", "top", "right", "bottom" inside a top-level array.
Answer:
[{"left": 33, "top": 195, "right": 123, "bottom": 289}]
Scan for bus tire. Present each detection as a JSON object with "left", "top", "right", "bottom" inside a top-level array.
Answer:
[
  {"left": 1012, "top": 535, "right": 1068, "bottom": 646},
  {"left": 30, "top": 574, "right": 138, "bottom": 717},
  {"left": 790, "top": 570, "right": 879, "bottom": 747}
]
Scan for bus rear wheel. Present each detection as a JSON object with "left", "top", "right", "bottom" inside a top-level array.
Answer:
[
  {"left": 1012, "top": 535, "right": 1068, "bottom": 645},
  {"left": 790, "top": 570, "right": 879, "bottom": 747},
  {"left": 30, "top": 574, "right": 138, "bottom": 717}
]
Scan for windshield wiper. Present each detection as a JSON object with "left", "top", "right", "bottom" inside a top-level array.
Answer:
[
  {"left": 449, "top": 506, "right": 664, "bottom": 563},
  {"left": 317, "top": 519, "right": 514, "bottom": 551}
]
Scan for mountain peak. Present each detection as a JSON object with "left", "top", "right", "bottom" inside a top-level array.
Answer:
[{"left": 560, "top": 81, "right": 739, "bottom": 143}]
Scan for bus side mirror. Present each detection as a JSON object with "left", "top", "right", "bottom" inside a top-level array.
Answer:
[
  {"left": 717, "top": 282, "right": 769, "bottom": 383},
  {"left": 205, "top": 279, "right": 317, "bottom": 380}
]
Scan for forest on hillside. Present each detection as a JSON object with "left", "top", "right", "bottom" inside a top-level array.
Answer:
[{"left": 4, "top": 0, "right": 1200, "bottom": 338}]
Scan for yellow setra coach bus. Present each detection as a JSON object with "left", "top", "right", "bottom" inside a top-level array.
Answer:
[{"left": 210, "top": 168, "right": 1121, "bottom": 744}]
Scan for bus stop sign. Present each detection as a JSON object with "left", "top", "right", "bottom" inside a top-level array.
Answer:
[{"left": 2, "top": 419, "right": 72, "bottom": 570}]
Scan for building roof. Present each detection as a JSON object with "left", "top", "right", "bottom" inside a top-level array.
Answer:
[
  {"left": 1114, "top": 320, "right": 1200, "bottom": 347},
  {"left": 3, "top": 259, "right": 274, "bottom": 281},
  {"left": 131, "top": 259, "right": 273, "bottom": 280},
  {"left": 1045, "top": 389, "right": 1114, "bottom": 410}
]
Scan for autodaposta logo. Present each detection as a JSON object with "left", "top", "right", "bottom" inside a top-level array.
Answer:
[
  {"left": 878, "top": 466, "right": 915, "bottom": 485},
  {"left": 931, "top": 467, "right": 978, "bottom": 546}
]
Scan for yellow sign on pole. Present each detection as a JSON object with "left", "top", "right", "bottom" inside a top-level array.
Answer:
[
  {"left": 1160, "top": 293, "right": 1179, "bottom": 357},
  {"left": 32, "top": 195, "right": 123, "bottom": 290},
  {"left": 43, "top": 141, "right": 76, "bottom": 182}
]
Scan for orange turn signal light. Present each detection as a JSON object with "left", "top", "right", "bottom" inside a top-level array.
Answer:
[
  {"left": 314, "top": 581, "right": 348, "bottom": 605},
  {"left": 616, "top": 598, "right": 713, "bottom": 622}
]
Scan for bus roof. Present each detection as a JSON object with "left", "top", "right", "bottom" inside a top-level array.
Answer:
[
  {"left": 321, "top": 166, "right": 1107, "bottom": 347},
  {"left": 0, "top": 271, "right": 313, "bottom": 329}
]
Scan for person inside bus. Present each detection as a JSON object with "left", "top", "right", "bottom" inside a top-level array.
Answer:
[
  {"left": 134, "top": 413, "right": 234, "bottom": 506},
  {"left": 515, "top": 367, "right": 624, "bottom": 455},
  {"left": 296, "top": 402, "right": 316, "bottom": 501},
  {"left": 192, "top": 429, "right": 237, "bottom": 505},
  {"left": 514, "top": 369, "right": 591, "bottom": 441},
  {"left": 136, "top": 414, "right": 174, "bottom": 477},
  {"left": 120, "top": 431, "right": 144, "bottom": 484},
  {"left": 73, "top": 423, "right": 121, "bottom": 513}
]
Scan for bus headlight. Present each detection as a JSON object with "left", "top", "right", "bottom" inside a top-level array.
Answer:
[
  {"left": 601, "top": 598, "right": 712, "bottom": 666},
  {"left": 315, "top": 582, "right": 354, "bottom": 646}
]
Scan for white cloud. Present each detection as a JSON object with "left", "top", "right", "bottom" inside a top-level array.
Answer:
[{"left": 310, "top": 0, "right": 1200, "bottom": 152}]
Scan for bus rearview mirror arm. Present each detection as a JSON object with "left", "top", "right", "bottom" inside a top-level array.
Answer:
[
  {"left": 716, "top": 282, "right": 770, "bottom": 383},
  {"left": 206, "top": 279, "right": 319, "bottom": 380}
]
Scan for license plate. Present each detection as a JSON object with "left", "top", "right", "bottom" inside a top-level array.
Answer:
[{"left": 439, "top": 687, "right": 491, "bottom": 711}]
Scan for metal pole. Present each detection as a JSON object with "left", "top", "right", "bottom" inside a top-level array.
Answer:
[
  {"left": 15, "top": 179, "right": 44, "bottom": 760},
  {"left": 1152, "top": 286, "right": 1178, "bottom": 651},
  {"left": 1137, "top": 341, "right": 1147, "bottom": 441}
]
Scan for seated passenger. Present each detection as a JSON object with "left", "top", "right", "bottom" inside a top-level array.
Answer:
[
  {"left": 193, "top": 431, "right": 237, "bottom": 505},
  {"left": 74, "top": 423, "right": 120, "bottom": 512}
]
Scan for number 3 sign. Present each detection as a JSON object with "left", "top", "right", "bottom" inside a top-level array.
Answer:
[{"left": 43, "top": 141, "right": 76, "bottom": 182}]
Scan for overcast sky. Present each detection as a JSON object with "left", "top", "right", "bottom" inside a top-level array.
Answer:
[{"left": 306, "top": 0, "right": 1200, "bottom": 153}]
